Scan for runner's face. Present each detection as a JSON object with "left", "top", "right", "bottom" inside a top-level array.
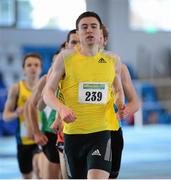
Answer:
[
  {"left": 67, "top": 33, "right": 80, "bottom": 49},
  {"left": 77, "top": 17, "right": 102, "bottom": 46},
  {"left": 23, "top": 57, "right": 41, "bottom": 78}
]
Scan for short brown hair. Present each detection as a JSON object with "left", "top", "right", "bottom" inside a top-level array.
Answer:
[
  {"left": 76, "top": 11, "right": 102, "bottom": 30},
  {"left": 22, "top": 53, "right": 42, "bottom": 68},
  {"left": 67, "top": 29, "right": 77, "bottom": 42}
]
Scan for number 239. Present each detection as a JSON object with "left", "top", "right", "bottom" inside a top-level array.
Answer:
[{"left": 85, "top": 91, "right": 102, "bottom": 101}]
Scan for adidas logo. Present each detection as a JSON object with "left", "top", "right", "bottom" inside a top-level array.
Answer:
[
  {"left": 92, "top": 149, "right": 101, "bottom": 156},
  {"left": 98, "top": 58, "right": 107, "bottom": 63}
]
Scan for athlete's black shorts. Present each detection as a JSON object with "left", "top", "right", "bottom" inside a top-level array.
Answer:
[
  {"left": 42, "top": 131, "right": 60, "bottom": 163},
  {"left": 17, "top": 143, "right": 38, "bottom": 174},
  {"left": 109, "top": 128, "right": 124, "bottom": 178},
  {"left": 64, "top": 131, "right": 112, "bottom": 179}
]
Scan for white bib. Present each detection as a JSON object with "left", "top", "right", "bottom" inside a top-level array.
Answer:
[{"left": 78, "top": 82, "right": 108, "bottom": 104}]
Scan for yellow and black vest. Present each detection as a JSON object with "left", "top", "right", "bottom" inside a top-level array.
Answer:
[
  {"left": 16, "top": 80, "right": 35, "bottom": 145},
  {"left": 61, "top": 49, "right": 119, "bottom": 134}
]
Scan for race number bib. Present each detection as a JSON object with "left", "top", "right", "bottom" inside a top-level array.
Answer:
[{"left": 78, "top": 82, "right": 108, "bottom": 104}]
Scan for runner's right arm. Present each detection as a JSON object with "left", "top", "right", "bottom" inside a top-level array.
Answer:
[{"left": 43, "top": 52, "right": 76, "bottom": 123}]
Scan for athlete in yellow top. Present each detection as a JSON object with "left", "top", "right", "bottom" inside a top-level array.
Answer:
[
  {"left": 3, "top": 53, "right": 42, "bottom": 179},
  {"left": 43, "top": 11, "right": 124, "bottom": 179}
]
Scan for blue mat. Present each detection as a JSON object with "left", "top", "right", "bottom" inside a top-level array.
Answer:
[{"left": 0, "top": 125, "right": 171, "bottom": 179}]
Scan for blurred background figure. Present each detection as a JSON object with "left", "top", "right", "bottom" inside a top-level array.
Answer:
[{"left": 2, "top": 53, "right": 42, "bottom": 179}]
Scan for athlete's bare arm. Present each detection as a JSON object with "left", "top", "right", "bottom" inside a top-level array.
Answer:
[
  {"left": 121, "top": 64, "right": 140, "bottom": 114},
  {"left": 112, "top": 56, "right": 125, "bottom": 106},
  {"left": 112, "top": 56, "right": 133, "bottom": 120},
  {"left": 28, "top": 98, "right": 48, "bottom": 145},
  {"left": 43, "top": 52, "right": 76, "bottom": 123},
  {"left": 37, "top": 68, "right": 54, "bottom": 111},
  {"left": 3, "top": 83, "right": 23, "bottom": 120},
  {"left": 25, "top": 75, "right": 48, "bottom": 145},
  {"left": 37, "top": 96, "right": 46, "bottom": 111},
  {"left": 31, "top": 75, "right": 47, "bottom": 111}
]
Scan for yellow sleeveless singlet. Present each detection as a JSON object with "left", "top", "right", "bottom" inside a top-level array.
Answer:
[
  {"left": 61, "top": 49, "right": 119, "bottom": 134},
  {"left": 17, "top": 80, "right": 35, "bottom": 145}
]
